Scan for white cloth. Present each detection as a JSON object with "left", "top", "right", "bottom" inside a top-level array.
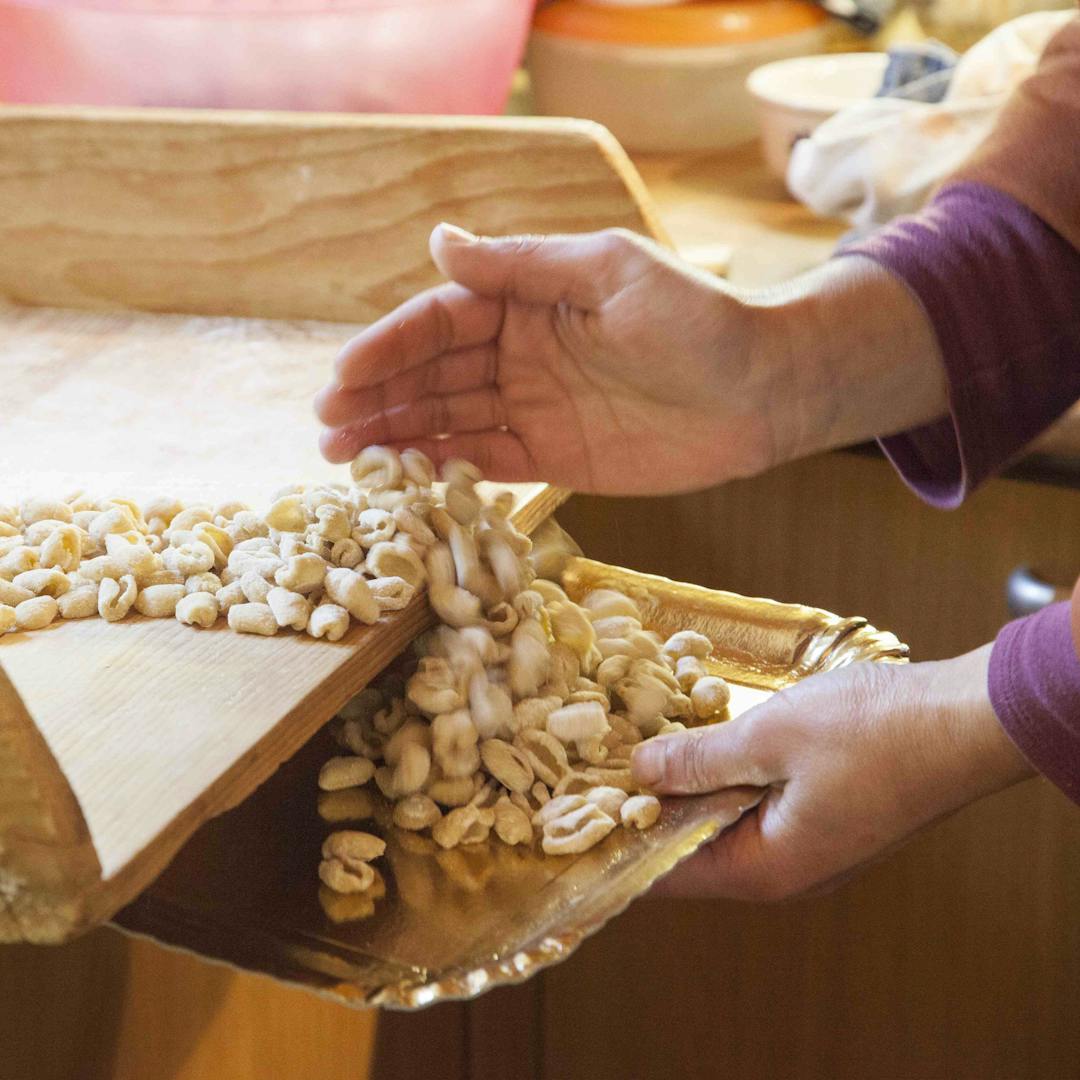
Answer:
[{"left": 787, "top": 11, "right": 1074, "bottom": 230}]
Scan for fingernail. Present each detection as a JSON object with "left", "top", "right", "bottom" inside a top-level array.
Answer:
[
  {"left": 437, "top": 222, "right": 478, "bottom": 245},
  {"left": 631, "top": 741, "right": 665, "bottom": 787}
]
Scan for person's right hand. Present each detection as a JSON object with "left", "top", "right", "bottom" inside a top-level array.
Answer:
[
  {"left": 315, "top": 225, "right": 947, "bottom": 496},
  {"left": 315, "top": 225, "right": 788, "bottom": 495}
]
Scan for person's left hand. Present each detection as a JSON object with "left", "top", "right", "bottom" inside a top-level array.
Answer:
[{"left": 631, "top": 645, "right": 1034, "bottom": 900}]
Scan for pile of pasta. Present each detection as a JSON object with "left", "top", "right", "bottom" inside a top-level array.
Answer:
[{"left": 0, "top": 446, "right": 730, "bottom": 910}]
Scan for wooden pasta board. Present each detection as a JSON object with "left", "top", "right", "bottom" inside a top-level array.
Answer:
[{"left": 0, "top": 106, "right": 663, "bottom": 943}]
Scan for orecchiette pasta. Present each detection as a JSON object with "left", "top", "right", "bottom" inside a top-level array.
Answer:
[
  {"left": 12, "top": 451, "right": 703, "bottom": 902},
  {"left": 263, "top": 494, "right": 308, "bottom": 533},
  {"left": 318, "top": 858, "right": 374, "bottom": 894},
  {"left": 239, "top": 570, "right": 272, "bottom": 605},
  {"left": 493, "top": 796, "right": 533, "bottom": 846},
  {"left": 0, "top": 579, "right": 33, "bottom": 607},
  {"left": 215, "top": 580, "right": 247, "bottom": 613},
  {"left": 185, "top": 571, "right": 222, "bottom": 595},
  {"left": 89, "top": 505, "right": 138, "bottom": 543},
  {"left": 98, "top": 574, "right": 138, "bottom": 622},
  {"left": 367, "top": 575, "right": 415, "bottom": 612},
  {"left": 20, "top": 497, "right": 72, "bottom": 527},
  {"left": 0, "top": 546, "right": 39, "bottom": 580},
  {"left": 365, "top": 541, "right": 425, "bottom": 589},
  {"left": 227, "top": 602, "right": 278, "bottom": 636},
  {"left": 15, "top": 595, "right": 58, "bottom": 631},
  {"left": 192, "top": 521, "right": 233, "bottom": 570},
  {"left": 39, "top": 525, "right": 82, "bottom": 573},
  {"left": 175, "top": 591, "right": 220, "bottom": 628},
  {"left": 319, "top": 756, "right": 377, "bottom": 791},
  {"left": 350, "top": 445, "right": 403, "bottom": 493},
  {"left": 393, "top": 793, "right": 442, "bottom": 831},
  {"left": 324, "top": 568, "right": 379, "bottom": 624},
  {"left": 266, "top": 586, "right": 310, "bottom": 632},
  {"left": 540, "top": 802, "right": 616, "bottom": 855},
  {"left": 690, "top": 675, "right": 731, "bottom": 718},
  {"left": 307, "top": 603, "right": 351, "bottom": 642},
  {"left": 275, "top": 552, "right": 326, "bottom": 595},
  {"left": 13, "top": 567, "right": 70, "bottom": 599},
  {"left": 134, "top": 583, "right": 186, "bottom": 618},
  {"left": 104, "top": 532, "right": 159, "bottom": 580}
]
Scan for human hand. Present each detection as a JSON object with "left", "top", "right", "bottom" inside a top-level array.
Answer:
[
  {"left": 316, "top": 225, "right": 948, "bottom": 495},
  {"left": 631, "top": 645, "right": 1034, "bottom": 900},
  {"left": 315, "top": 225, "right": 791, "bottom": 495}
]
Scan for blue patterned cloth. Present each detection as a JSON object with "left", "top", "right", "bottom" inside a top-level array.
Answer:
[{"left": 876, "top": 40, "right": 958, "bottom": 103}]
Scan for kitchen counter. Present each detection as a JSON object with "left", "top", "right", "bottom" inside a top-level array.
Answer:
[
  {"left": 632, "top": 141, "right": 843, "bottom": 287},
  {"left": 629, "top": 143, "right": 1080, "bottom": 469}
]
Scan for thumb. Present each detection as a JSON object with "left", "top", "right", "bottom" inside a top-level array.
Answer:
[
  {"left": 631, "top": 714, "right": 778, "bottom": 795},
  {"left": 430, "top": 223, "right": 651, "bottom": 310}
]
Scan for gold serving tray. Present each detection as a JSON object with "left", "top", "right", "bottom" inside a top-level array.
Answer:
[{"left": 114, "top": 558, "right": 907, "bottom": 1009}]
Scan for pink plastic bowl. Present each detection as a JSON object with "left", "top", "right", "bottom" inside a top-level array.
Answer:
[{"left": 0, "top": 0, "right": 535, "bottom": 113}]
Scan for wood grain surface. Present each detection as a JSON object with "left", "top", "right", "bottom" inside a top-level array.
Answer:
[
  {"left": 0, "top": 312, "right": 565, "bottom": 939},
  {"left": 0, "top": 106, "right": 664, "bottom": 322},
  {"left": 631, "top": 142, "right": 842, "bottom": 288},
  {"left": 0, "top": 105, "right": 664, "bottom": 942},
  {"left": 0, "top": 928, "right": 378, "bottom": 1080}
]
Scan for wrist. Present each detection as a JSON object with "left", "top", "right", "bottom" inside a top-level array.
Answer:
[
  {"left": 924, "top": 645, "right": 1037, "bottom": 802},
  {"left": 737, "top": 256, "right": 950, "bottom": 465}
]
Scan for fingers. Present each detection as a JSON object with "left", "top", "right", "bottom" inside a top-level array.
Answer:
[
  {"left": 652, "top": 806, "right": 825, "bottom": 903},
  {"left": 431, "top": 223, "right": 655, "bottom": 310},
  {"left": 653, "top": 792, "right": 825, "bottom": 903},
  {"left": 332, "top": 283, "right": 503, "bottom": 391},
  {"left": 315, "top": 344, "right": 497, "bottom": 428},
  {"left": 319, "top": 429, "right": 540, "bottom": 482},
  {"left": 319, "top": 388, "right": 507, "bottom": 463},
  {"left": 651, "top": 808, "right": 775, "bottom": 899},
  {"left": 631, "top": 714, "right": 780, "bottom": 796}
]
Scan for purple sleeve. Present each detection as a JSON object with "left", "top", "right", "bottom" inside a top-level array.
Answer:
[
  {"left": 990, "top": 602, "right": 1080, "bottom": 806},
  {"left": 840, "top": 180, "right": 1080, "bottom": 509},
  {"left": 842, "top": 180, "right": 1080, "bottom": 805}
]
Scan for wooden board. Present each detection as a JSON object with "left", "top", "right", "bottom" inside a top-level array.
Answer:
[
  {"left": 0, "top": 108, "right": 662, "bottom": 943},
  {"left": 0, "top": 308, "right": 565, "bottom": 942},
  {"left": 0, "top": 106, "right": 667, "bottom": 322}
]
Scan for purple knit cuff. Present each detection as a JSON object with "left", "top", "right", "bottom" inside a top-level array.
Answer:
[
  {"left": 989, "top": 602, "right": 1080, "bottom": 806},
  {"left": 840, "top": 181, "right": 1080, "bottom": 509}
]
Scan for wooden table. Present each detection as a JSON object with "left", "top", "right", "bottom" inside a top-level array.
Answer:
[{"left": 634, "top": 142, "right": 844, "bottom": 287}]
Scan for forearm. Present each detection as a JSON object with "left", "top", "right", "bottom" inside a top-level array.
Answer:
[
  {"left": 740, "top": 20, "right": 1080, "bottom": 495},
  {"left": 740, "top": 256, "right": 949, "bottom": 466}
]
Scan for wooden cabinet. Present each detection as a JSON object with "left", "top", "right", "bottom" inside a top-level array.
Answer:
[
  {"left": 560, "top": 451, "right": 1080, "bottom": 663},
  {"left": 534, "top": 452, "right": 1080, "bottom": 1080},
  {"left": 0, "top": 931, "right": 378, "bottom": 1080},
  {"left": 5, "top": 451, "right": 1080, "bottom": 1080}
]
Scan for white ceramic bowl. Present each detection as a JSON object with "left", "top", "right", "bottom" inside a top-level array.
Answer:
[{"left": 747, "top": 52, "right": 888, "bottom": 176}]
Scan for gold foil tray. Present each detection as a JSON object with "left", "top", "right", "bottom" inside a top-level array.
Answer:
[{"left": 114, "top": 558, "right": 907, "bottom": 1009}]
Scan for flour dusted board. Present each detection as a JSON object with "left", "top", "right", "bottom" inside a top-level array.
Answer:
[
  {"left": 0, "top": 107, "right": 662, "bottom": 942},
  {"left": 0, "top": 303, "right": 566, "bottom": 940}
]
